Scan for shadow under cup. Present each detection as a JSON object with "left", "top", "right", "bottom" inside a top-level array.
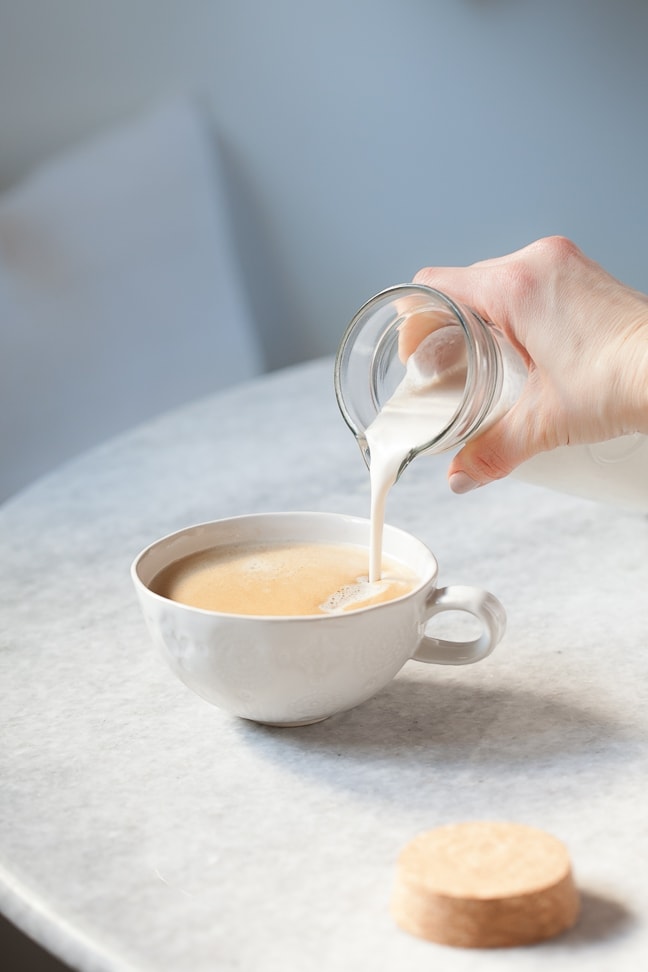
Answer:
[{"left": 131, "top": 512, "right": 506, "bottom": 726}]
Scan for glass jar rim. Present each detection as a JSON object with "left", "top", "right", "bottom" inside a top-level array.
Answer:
[{"left": 334, "top": 283, "right": 500, "bottom": 461}]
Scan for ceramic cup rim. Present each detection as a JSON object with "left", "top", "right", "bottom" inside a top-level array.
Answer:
[{"left": 131, "top": 510, "right": 439, "bottom": 621}]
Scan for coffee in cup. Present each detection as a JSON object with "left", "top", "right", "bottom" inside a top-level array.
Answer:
[{"left": 150, "top": 540, "right": 418, "bottom": 616}]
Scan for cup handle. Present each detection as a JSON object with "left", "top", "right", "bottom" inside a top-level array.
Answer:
[{"left": 412, "top": 585, "right": 506, "bottom": 666}]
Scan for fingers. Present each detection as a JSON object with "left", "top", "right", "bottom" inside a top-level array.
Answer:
[
  {"left": 396, "top": 306, "right": 450, "bottom": 362},
  {"left": 396, "top": 304, "right": 461, "bottom": 362},
  {"left": 412, "top": 237, "right": 585, "bottom": 333},
  {"left": 397, "top": 259, "right": 517, "bottom": 365},
  {"left": 447, "top": 402, "right": 543, "bottom": 492},
  {"left": 413, "top": 265, "right": 495, "bottom": 322},
  {"left": 447, "top": 430, "right": 525, "bottom": 493}
]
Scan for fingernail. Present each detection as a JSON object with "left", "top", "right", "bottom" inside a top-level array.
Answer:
[{"left": 449, "top": 471, "right": 481, "bottom": 494}]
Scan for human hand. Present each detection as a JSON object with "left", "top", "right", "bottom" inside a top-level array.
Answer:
[{"left": 412, "top": 236, "right": 648, "bottom": 492}]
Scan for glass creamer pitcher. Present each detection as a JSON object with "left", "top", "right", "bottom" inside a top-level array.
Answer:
[{"left": 334, "top": 283, "right": 648, "bottom": 511}]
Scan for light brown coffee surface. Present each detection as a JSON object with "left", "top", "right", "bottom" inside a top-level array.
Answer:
[
  {"left": 151, "top": 541, "right": 418, "bottom": 616},
  {"left": 392, "top": 821, "right": 580, "bottom": 949}
]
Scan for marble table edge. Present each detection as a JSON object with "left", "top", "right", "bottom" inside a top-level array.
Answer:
[{"left": 0, "top": 864, "right": 137, "bottom": 972}]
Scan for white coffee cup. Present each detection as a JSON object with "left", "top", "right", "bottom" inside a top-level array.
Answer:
[{"left": 131, "top": 512, "right": 506, "bottom": 726}]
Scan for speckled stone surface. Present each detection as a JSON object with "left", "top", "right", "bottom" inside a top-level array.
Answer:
[{"left": 1, "top": 358, "right": 648, "bottom": 971}]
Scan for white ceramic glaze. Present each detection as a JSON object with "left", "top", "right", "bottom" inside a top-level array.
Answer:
[{"left": 131, "top": 511, "right": 506, "bottom": 725}]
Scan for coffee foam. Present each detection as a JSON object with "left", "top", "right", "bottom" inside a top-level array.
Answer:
[{"left": 320, "top": 578, "right": 403, "bottom": 614}]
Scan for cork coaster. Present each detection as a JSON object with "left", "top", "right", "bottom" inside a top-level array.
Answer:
[{"left": 392, "top": 821, "right": 580, "bottom": 948}]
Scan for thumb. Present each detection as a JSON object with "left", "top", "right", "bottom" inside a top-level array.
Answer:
[{"left": 447, "top": 409, "right": 537, "bottom": 494}]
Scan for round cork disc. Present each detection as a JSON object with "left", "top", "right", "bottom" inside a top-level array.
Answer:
[{"left": 392, "top": 821, "right": 580, "bottom": 949}]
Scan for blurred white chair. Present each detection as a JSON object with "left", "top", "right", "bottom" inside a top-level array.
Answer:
[{"left": 0, "top": 99, "right": 263, "bottom": 503}]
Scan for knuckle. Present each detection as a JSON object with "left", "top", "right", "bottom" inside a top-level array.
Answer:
[
  {"left": 467, "top": 446, "right": 512, "bottom": 483},
  {"left": 413, "top": 266, "right": 436, "bottom": 285},
  {"left": 497, "top": 236, "right": 582, "bottom": 307},
  {"left": 529, "top": 234, "right": 582, "bottom": 266}
]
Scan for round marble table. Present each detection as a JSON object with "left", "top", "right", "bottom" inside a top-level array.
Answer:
[{"left": 2, "top": 358, "right": 648, "bottom": 972}]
